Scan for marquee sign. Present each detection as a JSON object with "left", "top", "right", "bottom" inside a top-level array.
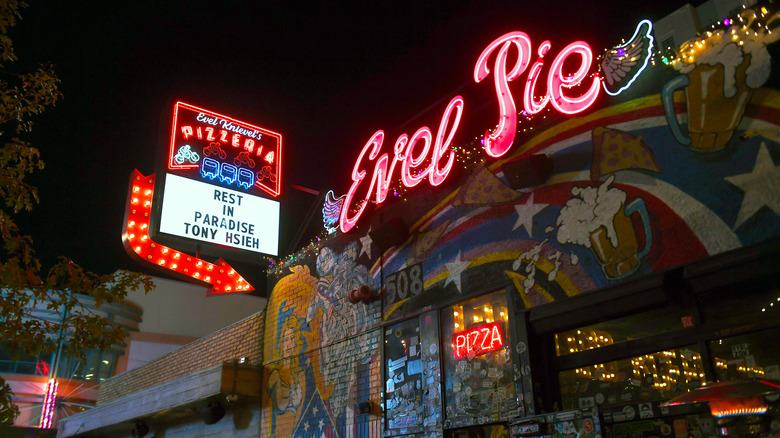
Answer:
[
  {"left": 167, "top": 101, "right": 283, "bottom": 198},
  {"left": 159, "top": 173, "right": 280, "bottom": 255},
  {"left": 452, "top": 322, "right": 504, "bottom": 359},
  {"left": 122, "top": 170, "right": 255, "bottom": 294}
]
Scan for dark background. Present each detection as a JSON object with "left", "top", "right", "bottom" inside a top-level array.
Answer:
[{"left": 11, "top": 1, "right": 689, "bottom": 283}]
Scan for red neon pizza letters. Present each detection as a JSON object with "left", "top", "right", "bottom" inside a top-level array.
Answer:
[
  {"left": 453, "top": 322, "right": 504, "bottom": 359},
  {"left": 181, "top": 126, "right": 260, "bottom": 155},
  {"left": 475, "top": 33, "right": 600, "bottom": 157},
  {"left": 339, "top": 96, "right": 464, "bottom": 233}
]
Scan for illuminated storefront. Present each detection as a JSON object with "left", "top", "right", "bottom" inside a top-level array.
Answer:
[
  {"left": 58, "top": 1, "right": 780, "bottom": 436},
  {"left": 258, "top": 2, "right": 780, "bottom": 437}
]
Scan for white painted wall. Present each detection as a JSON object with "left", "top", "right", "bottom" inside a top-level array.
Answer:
[{"left": 122, "top": 275, "right": 267, "bottom": 338}]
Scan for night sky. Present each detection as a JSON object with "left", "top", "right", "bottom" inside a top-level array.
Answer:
[{"left": 11, "top": 1, "right": 688, "bottom": 281}]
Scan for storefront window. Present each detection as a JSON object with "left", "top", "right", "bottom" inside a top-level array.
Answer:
[
  {"left": 559, "top": 346, "right": 706, "bottom": 410},
  {"left": 385, "top": 317, "right": 424, "bottom": 431},
  {"left": 554, "top": 307, "right": 685, "bottom": 356},
  {"left": 710, "top": 326, "right": 780, "bottom": 382},
  {"left": 442, "top": 290, "right": 519, "bottom": 428}
]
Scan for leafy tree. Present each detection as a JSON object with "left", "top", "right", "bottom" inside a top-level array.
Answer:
[{"left": 0, "top": 1, "right": 154, "bottom": 425}]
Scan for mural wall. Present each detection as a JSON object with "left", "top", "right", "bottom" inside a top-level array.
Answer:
[{"left": 262, "top": 7, "right": 780, "bottom": 437}]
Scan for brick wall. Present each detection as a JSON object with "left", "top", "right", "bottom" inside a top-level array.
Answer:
[{"left": 98, "top": 310, "right": 264, "bottom": 406}]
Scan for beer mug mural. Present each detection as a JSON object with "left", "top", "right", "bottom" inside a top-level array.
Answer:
[
  {"left": 556, "top": 176, "right": 653, "bottom": 280},
  {"left": 661, "top": 8, "right": 780, "bottom": 151}
]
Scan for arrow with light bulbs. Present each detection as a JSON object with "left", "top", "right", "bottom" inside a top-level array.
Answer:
[{"left": 121, "top": 169, "right": 254, "bottom": 294}]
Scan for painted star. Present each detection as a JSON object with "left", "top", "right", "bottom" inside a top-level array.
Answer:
[
  {"left": 304, "top": 421, "right": 310, "bottom": 432},
  {"left": 724, "top": 143, "right": 780, "bottom": 229},
  {"left": 312, "top": 406, "right": 318, "bottom": 416},
  {"left": 359, "top": 226, "right": 373, "bottom": 259},
  {"left": 513, "top": 193, "right": 549, "bottom": 236},
  {"left": 319, "top": 418, "right": 325, "bottom": 430},
  {"left": 445, "top": 251, "right": 472, "bottom": 292}
]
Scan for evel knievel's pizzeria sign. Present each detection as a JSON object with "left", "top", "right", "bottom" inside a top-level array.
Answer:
[
  {"left": 334, "top": 23, "right": 654, "bottom": 233},
  {"left": 158, "top": 102, "right": 282, "bottom": 256}
]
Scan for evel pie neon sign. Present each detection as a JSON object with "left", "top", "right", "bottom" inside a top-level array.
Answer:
[
  {"left": 453, "top": 322, "right": 504, "bottom": 359},
  {"left": 340, "top": 32, "right": 600, "bottom": 233}
]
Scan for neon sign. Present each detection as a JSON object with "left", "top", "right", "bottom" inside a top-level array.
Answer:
[
  {"left": 475, "top": 33, "right": 600, "bottom": 157},
  {"left": 339, "top": 31, "right": 602, "bottom": 232},
  {"left": 339, "top": 96, "right": 464, "bottom": 233},
  {"left": 121, "top": 169, "right": 257, "bottom": 293},
  {"left": 453, "top": 322, "right": 504, "bottom": 359},
  {"left": 167, "top": 102, "right": 283, "bottom": 198}
]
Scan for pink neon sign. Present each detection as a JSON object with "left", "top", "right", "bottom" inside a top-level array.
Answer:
[
  {"left": 339, "top": 31, "right": 600, "bottom": 232},
  {"left": 475, "top": 33, "right": 600, "bottom": 157},
  {"left": 339, "top": 96, "right": 464, "bottom": 233}
]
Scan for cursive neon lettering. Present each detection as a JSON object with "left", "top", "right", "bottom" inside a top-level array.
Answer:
[
  {"left": 340, "top": 31, "right": 602, "bottom": 231},
  {"left": 402, "top": 127, "right": 433, "bottom": 188},
  {"left": 548, "top": 41, "right": 600, "bottom": 114},
  {"left": 430, "top": 96, "right": 464, "bottom": 186},
  {"left": 340, "top": 97, "right": 464, "bottom": 233},
  {"left": 475, "top": 33, "right": 601, "bottom": 158},
  {"left": 340, "top": 131, "right": 384, "bottom": 233},
  {"left": 523, "top": 40, "right": 552, "bottom": 115},
  {"left": 474, "top": 32, "right": 532, "bottom": 158}
]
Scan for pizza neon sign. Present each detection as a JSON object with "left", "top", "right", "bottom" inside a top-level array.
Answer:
[
  {"left": 168, "top": 102, "right": 283, "bottom": 198},
  {"left": 339, "top": 32, "right": 600, "bottom": 233},
  {"left": 452, "top": 322, "right": 505, "bottom": 359}
]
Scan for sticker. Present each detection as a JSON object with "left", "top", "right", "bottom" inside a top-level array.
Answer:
[
  {"left": 465, "top": 386, "right": 472, "bottom": 396},
  {"left": 661, "top": 424, "right": 672, "bottom": 436},
  {"left": 410, "top": 345, "right": 417, "bottom": 357},
  {"left": 411, "top": 336, "right": 419, "bottom": 345},
  {"left": 488, "top": 368, "right": 498, "bottom": 378},
  {"left": 430, "top": 343, "right": 438, "bottom": 355},
  {"left": 453, "top": 382, "right": 462, "bottom": 393},
  {"left": 579, "top": 397, "right": 595, "bottom": 409},
  {"left": 522, "top": 364, "right": 531, "bottom": 376},
  {"left": 525, "top": 392, "right": 533, "bottom": 403},
  {"left": 516, "top": 342, "right": 527, "bottom": 354},
  {"left": 407, "top": 359, "right": 422, "bottom": 375},
  {"left": 595, "top": 393, "right": 605, "bottom": 405},
  {"left": 639, "top": 403, "right": 653, "bottom": 418},
  {"left": 623, "top": 405, "right": 636, "bottom": 421},
  {"left": 395, "top": 329, "right": 402, "bottom": 338},
  {"left": 583, "top": 419, "right": 594, "bottom": 432}
]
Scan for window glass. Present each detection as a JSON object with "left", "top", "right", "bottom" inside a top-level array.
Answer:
[
  {"left": 555, "top": 307, "right": 685, "bottom": 356},
  {"left": 710, "top": 326, "right": 780, "bottom": 382},
  {"left": 385, "top": 318, "right": 424, "bottom": 431},
  {"left": 442, "top": 291, "right": 519, "bottom": 428},
  {"left": 99, "top": 351, "right": 116, "bottom": 381},
  {"left": 559, "top": 346, "right": 706, "bottom": 410}
]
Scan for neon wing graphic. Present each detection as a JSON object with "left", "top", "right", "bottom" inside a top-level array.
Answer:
[{"left": 601, "top": 19, "right": 654, "bottom": 96}]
